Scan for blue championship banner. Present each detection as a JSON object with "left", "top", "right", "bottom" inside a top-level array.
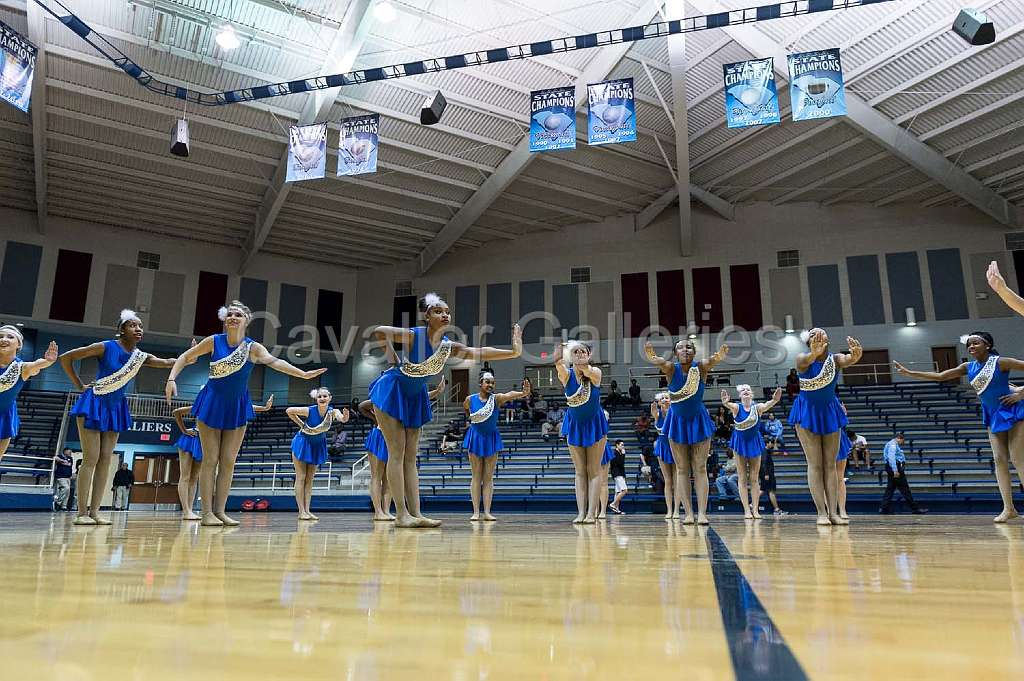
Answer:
[
  {"left": 788, "top": 48, "right": 847, "bottom": 122},
  {"left": 587, "top": 77, "right": 637, "bottom": 146},
  {"left": 530, "top": 86, "right": 576, "bottom": 152},
  {"left": 337, "top": 113, "right": 379, "bottom": 176},
  {"left": 722, "top": 58, "right": 780, "bottom": 129},
  {"left": 0, "top": 19, "right": 36, "bottom": 113},
  {"left": 286, "top": 122, "right": 327, "bottom": 182}
]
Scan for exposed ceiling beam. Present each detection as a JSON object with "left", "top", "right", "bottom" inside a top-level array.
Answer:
[
  {"left": 821, "top": 167, "right": 916, "bottom": 205},
  {"left": 417, "top": 2, "right": 664, "bottom": 275},
  {"left": 729, "top": 137, "right": 865, "bottom": 203},
  {"left": 635, "top": 183, "right": 736, "bottom": 230},
  {"left": 772, "top": 150, "right": 888, "bottom": 205},
  {"left": 687, "top": 0, "right": 1018, "bottom": 228},
  {"left": 242, "top": 0, "right": 374, "bottom": 275},
  {"left": 27, "top": 0, "right": 46, "bottom": 233}
]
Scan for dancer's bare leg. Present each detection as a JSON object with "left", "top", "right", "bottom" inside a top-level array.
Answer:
[
  {"left": 73, "top": 419, "right": 99, "bottom": 525},
  {"left": 821, "top": 431, "right": 843, "bottom": 525},
  {"left": 0, "top": 438, "right": 8, "bottom": 461},
  {"left": 196, "top": 423, "right": 223, "bottom": 526},
  {"left": 293, "top": 456, "right": 310, "bottom": 519},
  {"left": 691, "top": 439, "right": 711, "bottom": 525},
  {"left": 749, "top": 456, "right": 763, "bottom": 519},
  {"left": 375, "top": 409, "right": 420, "bottom": 527},
  {"left": 382, "top": 468, "right": 394, "bottom": 520},
  {"left": 482, "top": 455, "right": 498, "bottom": 520},
  {"left": 368, "top": 456, "right": 388, "bottom": 520},
  {"left": 736, "top": 453, "right": 752, "bottom": 519},
  {"left": 402, "top": 426, "right": 440, "bottom": 527},
  {"left": 568, "top": 446, "right": 587, "bottom": 523},
  {"left": 469, "top": 454, "right": 483, "bottom": 520},
  {"left": 212, "top": 426, "right": 247, "bottom": 526},
  {"left": 837, "top": 457, "right": 849, "bottom": 520},
  {"left": 598, "top": 462, "right": 610, "bottom": 519},
  {"left": 304, "top": 464, "right": 317, "bottom": 519},
  {"left": 658, "top": 460, "right": 675, "bottom": 519},
  {"left": 584, "top": 438, "right": 606, "bottom": 523},
  {"left": 1004, "top": 422, "right": 1024, "bottom": 520},
  {"left": 178, "top": 452, "right": 200, "bottom": 520},
  {"left": 87, "top": 432, "right": 119, "bottom": 525},
  {"left": 673, "top": 443, "right": 694, "bottom": 523},
  {"left": 797, "top": 426, "right": 830, "bottom": 525},
  {"left": 990, "top": 430, "right": 1020, "bottom": 523}
]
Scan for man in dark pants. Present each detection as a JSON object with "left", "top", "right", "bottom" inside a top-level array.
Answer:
[{"left": 879, "top": 433, "right": 927, "bottom": 514}]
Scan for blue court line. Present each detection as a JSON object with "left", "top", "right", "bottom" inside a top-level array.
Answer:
[{"left": 705, "top": 528, "right": 809, "bottom": 681}]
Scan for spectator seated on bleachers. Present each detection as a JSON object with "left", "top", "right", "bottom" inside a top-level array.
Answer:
[
  {"left": 327, "top": 429, "right": 348, "bottom": 457},
  {"left": 541, "top": 419, "right": 557, "bottom": 444},
  {"left": 634, "top": 414, "right": 652, "bottom": 442},
  {"left": 629, "top": 379, "right": 642, "bottom": 407},
  {"left": 532, "top": 397, "right": 549, "bottom": 423},
  {"left": 715, "top": 452, "right": 739, "bottom": 499},
  {"left": 549, "top": 405, "right": 565, "bottom": 425},
  {"left": 605, "top": 380, "right": 623, "bottom": 411},
  {"left": 440, "top": 423, "right": 462, "bottom": 453}
]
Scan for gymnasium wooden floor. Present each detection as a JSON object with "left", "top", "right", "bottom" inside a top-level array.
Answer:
[{"left": 0, "top": 512, "right": 1021, "bottom": 680}]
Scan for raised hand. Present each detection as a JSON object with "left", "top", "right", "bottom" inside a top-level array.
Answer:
[
  {"left": 436, "top": 376, "right": 447, "bottom": 392},
  {"left": 809, "top": 332, "right": 828, "bottom": 357},
  {"left": 164, "top": 379, "right": 177, "bottom": 403},
  {"left": 987, "top": 260, "right": 1007, "bottom": 292},
  {"left": 552, "top": 343, "right": 563, "bottom": 364},
  {"left": 772, "top": 386, "right": 783, "bottom": 401},
  {"left": 720, "top": 388, "right": 730, "bottom": 402},
  {"left": 521, "top": 378, "right": 532, "bottom": 395},
  {"left": 892, "top": 361, "right": 910, "bottom": 376},
  {"left": 302, "top": 367, "right": 328, "bottom": 380},
  {"left": 511, "top": 324, "right": 522, "bottom": 356},
  {"left": 643, "top": 342, "right": 659, "bottom": 362},
  {"left": 338, "top": 407, "right": 352, "bottom": 422},
  {"left": 264, "top": 394, "right": 275, "bottom": 409},
  {"left": 44, "top": 341, "right": 58, "bottom": 362}
]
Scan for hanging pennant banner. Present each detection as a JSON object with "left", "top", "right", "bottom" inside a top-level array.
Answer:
[
  {"left": 529, "top": 86, "right": 576, "bottom": 152},
  {"left": 788, "top": 48, "right": 847, "bottom": 122},
  {"left": 286, "top": 122, "right": 327, "bottom": 182},
  {"left": 0, "top": 19, "right": 36, "bottom": 113},
  {"left": 587, "top": 77, "right": 636, "bottom": 146},
  {"left": 722, "top": 58, "right": 780, "bottom": 129},
  {"left": 337, "top": 113, "right": 379, "bottom": 176}
]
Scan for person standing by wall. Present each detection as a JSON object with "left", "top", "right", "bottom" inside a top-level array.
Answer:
[
  {"left": 112, "top": 462, "right": 134, "bottom": 511},
  {"left": 53, "top": 448, "right": 74, "bottom": 511}
]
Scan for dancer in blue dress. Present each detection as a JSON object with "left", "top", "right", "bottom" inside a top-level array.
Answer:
[
  {"left": 788, "top": 328, "right": 863, "bottom": 526},
  {"left": 896, "top": 331, "right": 1024, "bottom": 523},
  {"left": 288, "top": 388, "right": 350, "bottom": 521},
  {"left": 554, "top": 341, "right": 609, "bottom": 524},
  {"left": 370, "top": 292, "right": 522, "bottom": 528},
  {"left": 463, "top": 374, "right": 530, "bottom": 521},
  {"left": 721, "top": 385, "right": 782, "bottom": 519},
  {"left": 360, "top": 379, "right": 445, "bottom": 522},
  {"left": 649, "top": 392, "right": 677, "bottom": 519},
  {"left": 597, "top": 409, "right": 614, "bottom": 519},
  {"left": 0, "top": 325, "right": 57, "bottom": 461},
  {"left": 166, "top": 301, "right": 326, "bottom": 527},
  {"left": 172, "top": 395, "right": 273, "bottom": 521},
  {"left": 644, "top": 338, "right": 728, "bottom": 524},
  {"left": 61, "top": 310, "right": 188, "bottom": 525}
]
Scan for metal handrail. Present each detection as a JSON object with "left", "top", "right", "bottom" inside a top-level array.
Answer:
[
  {"left": 0, "top": 453, "right": 57, "bottom": 488},
  {"left": 350, "top": 454, "right": 370, "bottom": 489},
  {"left": 231, "top": 460, "right": 334, "bottom": 491}
]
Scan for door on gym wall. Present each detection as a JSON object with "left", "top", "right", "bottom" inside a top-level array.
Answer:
[
  {"left": 931, "top": 346, "right": 961, "bottom": 383},
  {"left": 450, "top": 369, "right": 469, "bottom": 405}
]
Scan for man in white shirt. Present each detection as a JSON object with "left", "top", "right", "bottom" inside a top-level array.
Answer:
[{"left": 848, "top": 429, "right": 870, "bottom": 469}]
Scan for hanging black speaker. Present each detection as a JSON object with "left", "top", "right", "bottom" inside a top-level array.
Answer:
[
  {"left": 952, "top": 8, "right": 995, "bottom": 46},
  {"left": 420, "top": 91, "right": 447, "bottom": 126},
  {"left": 170, "top": 119, "right": 190, "bottom": 157}
]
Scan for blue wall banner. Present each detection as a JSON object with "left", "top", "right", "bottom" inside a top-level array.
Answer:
[
  {"left": 530, "top": 86, "right": 576, "bottom": 152},
  {"left": 0, "top": 19, "right": 36, "bottom": 113},
  {"left": 722, "top": 58, "right": 780, "bottom": 129},
  {"left": 67, "top": 416, "right": 176, "bottom": 446},
  {"left": 337, "top": 113, "right": 379, "bottom": 176},
  {"left": 286, "top": 122, "right": 327, "bottom": 182},
  {"left": 587, "top": 77, "right": 637, "bottom": 146},
  {"left": 788, "top": 48, "right": 847, "bottom": 122}
]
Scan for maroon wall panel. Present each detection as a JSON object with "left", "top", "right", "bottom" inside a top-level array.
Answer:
[
  {"left": 691, "top": 267, "right": 724, "bottom": 333},
  {"left": 656, "top": 269, "right": 686, "bottom": 335},
  {"left": 193, "top": 271, "right": 229, "bottom": 336},
  {"left": 620, "top": 272, "right": 651, "bottom": 338},
  {"left": 729, "top": 264, "right": 763, "bottom": 330},
  {"left": 49, "top": 249, "right": 92, "bottom": 323}
]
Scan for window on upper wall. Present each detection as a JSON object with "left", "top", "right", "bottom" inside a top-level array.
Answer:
[
  {"left": 1004, "top": 232, "right": 1024, "bottom": 251},
  {"left": 137, "top": 251, "right": 161, "bottom": 270},
  {"left": 777, "top": 250, "right": 800, "bottom": 268},
  {"left": 570, "top": 266, "right": 591, "bottom": 284},
  {"left": 395, "top": 280, "right": 413, "bottom": 297}
]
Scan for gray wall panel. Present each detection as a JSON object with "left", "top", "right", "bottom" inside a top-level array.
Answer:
[
  {"left": 278, "top": 284, "right": 307, "bottom": 343},
  {"left": 239, "top": 277, "right": 269, "bottom": 344},
  {"left": 100, "top": 264, "right": 140, "bottom": 330},
  {"left": 150, "top": 271, "right": 185, "bottom": 334},
  {"left": 0, "top": 241, "right": 42, "bottom": 316},
  {"left": 454, "top": 285, "right": 480, "bottom": 341},
  {"left": 552, "top": 284, "right": 579, "bottom": 334},
  {"left": 927, "top": 248, "right": 969, "bottom": 321},
  {"left": 518, "top": 280, "right": 546, "bottom": 344},
  {"left": 970, "top": 251, "right": 1012, "bottom": 318},
  {"left": 846, "top": 255, "right": 884, "bottom": 325},
  {"left": 586, "top": 281, "right": 615, "bottom": 337},
  {"left": 807, "top": 264, "right": 844, "bottom": 328},
  {"left": 486, "top": 283, "right": 512, "bottom": 345},
  {"left": 885, "top": 252, "right": 925, "bottom": 324},
  {"left": 768, "top": 268, "right": 803, "bottom": 330}
]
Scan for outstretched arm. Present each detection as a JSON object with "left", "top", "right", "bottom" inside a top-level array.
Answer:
[
  {"left": 145, "top": 338, "right": 198, "bottom": 369},
  {"left": 250, "top": 342, "right": 327, "bottom": 381},
  {"left": 371, "top": 325, "right": 416, "bottom": 347},
  {"left": 358, "top": 399, "right": 377, "bottom": 423},
  {"left": 757, "top": 387, "right": 784, "bottom": 415},
  {"left": 451, "top": 324, "right": 522, "bottom": 362},
  {"left": 165, "top": 336, "right": 215, "bottom": 402},
  {"left": 172, "top": 406, "right": 196, "bottom": 436},
  {"left": 834, "top": 337, "right": 864, "bottom": 370},
  {"left": 427, "top": 376, "right": 448, "bottom": 401},
  {"left": 719, "top": 389, "right": 739, "bottom": 417},
  {"left": 701, "top": 344, "right": 729, "bottom": 375},
  {"left": 285, "top": 406, "right": 307, "bottom": 428},
  {"left": 894, "top": 360, "right": 967, "bottom": 382},
  {"left": 496, "top": 379, "right": 532, "bottom": 406},
  {"left": 253, "top": 394, "right": 275, "bottom": 413},
  {"left": 21, "top": 340, "right": 58, "bottom": 379},
  {"left": 333, "top": 407, "right": 351, "bottom": 423},
  {"left": 643, "top": 342, "right": 675, "bottom": 379},
  {"left": 986, "top": 260, "right": 1024, "bottom": 316},
  {"left": 59, "top": 341, "right": 107, "bottom": 391},
  {"left": 552, "top": 344, "right": 570, "bottom": 386}
]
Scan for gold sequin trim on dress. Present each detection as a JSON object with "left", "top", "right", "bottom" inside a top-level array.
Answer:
[
  {"left": 970, "top": 355, "right": 998, "bottom": 395},
  {"left": 798, "top": 353, "right": 836, "bottom": 392},
  {"left": 209, "top": 340, "right": 252, "bottom": 379},
  {"left": 299, "top": 408, "right": 335, "bottom": 436},
  {"left": 734, "top": 404, "right": 760, "bottom": 431},
  {"left": 669, "top": 365, "right": 700, "bottom": 403},
  {"left": 565, "top": 379, "right": 591, "bottom": 408},
  {"left": 93, "top": 349, "right": 146, "bottom": 395},
  {"left": 400, "top": 341, "right": 451, "bottom": 378},
  {"left": 0, "top": 359, "right": 22, "bottom": 394},
  {"left": 470, "top": 395, "right": 496, "bottom": 423}
]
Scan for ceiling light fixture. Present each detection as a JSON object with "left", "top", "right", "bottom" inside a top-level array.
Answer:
[
  {"left": 374, "top": 1, "right": 397, "bottom": 23},
  {"left": 215, "top": 24, "right": 241, "bottom": 51}
]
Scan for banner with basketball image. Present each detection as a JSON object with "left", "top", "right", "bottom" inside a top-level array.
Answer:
[
  {"left": 722, "top": 57, "right": 780, "bottom": 129},
  {"left": 286, "top": 122, "right": 327, "bottom": 182},
  {"left": 587, "top": 77, "right": 636, "bottom": 146},
  {"left": 337, "top": 113, "right": 379, "bottom": 176},
  {"left": 0, "top": 19, "right": 36, "bottom": 113},
  {"left": 529, "top": 86, "right": 576, "bottom": 152},
  {"left": 788, "top": 48, "right": 847, "bottom": 122}
]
